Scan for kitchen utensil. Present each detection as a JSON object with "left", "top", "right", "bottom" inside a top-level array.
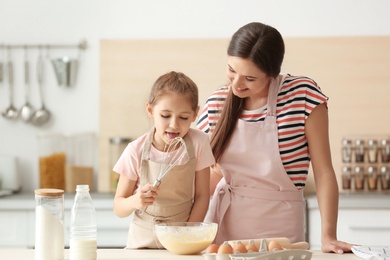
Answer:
[
  {"left": 0, "top": 62, "right": 3, "bottom": 83},
  {"left": 51, "top": 56, "right": 78, "bottom": 87},
  {"left": 1, "top": 58, "right": 19, "bottom": 120},
  {"left": 154, "top": 222, "right": 218, "bottom": 255},
  {"left": 139, "top": 137, "right": 188, "bottom": 215},
  {"left": 20, "top": 53, "right": 35, "bottom": 122},
  {"left": 31, "top": 53, "right": 51, "bottom": 126},
  {"left": 228, "top": 237, "right": 310, "bottom": 250}
]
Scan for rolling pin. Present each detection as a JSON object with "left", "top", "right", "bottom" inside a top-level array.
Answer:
[
  {"left": 228, "top": 237, "right": 310, "bottom": 250},
  {"left": 264, "top": 237, "right": 309, "bottom": 250}
]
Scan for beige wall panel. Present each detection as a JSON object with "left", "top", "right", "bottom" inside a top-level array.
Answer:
[
  {"left": 100, "top": 37, "right": 390, "bottom": 194},
  {"left": 99, "top": 39, "right": 229, "bottom": 192}
]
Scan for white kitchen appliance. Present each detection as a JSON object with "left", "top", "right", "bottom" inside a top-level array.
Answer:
[{"left": 0, "top": 155, "right": 20, "bottom": 196}]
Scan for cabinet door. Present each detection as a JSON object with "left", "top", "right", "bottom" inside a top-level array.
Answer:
[
  {"left": 63, "top": 210, "right": 130, "bottom": 248},
  {"left": 308, "top": 208, "right": 390, "bottom": 249},
  {"left": 0, "top": 211, "right": 29, "bottom": 248},
  {"left": 337, "top": 209, "right": 390, "bottom": 246}
]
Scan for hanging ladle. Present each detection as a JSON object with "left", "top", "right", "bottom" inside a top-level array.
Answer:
[
  {"left": 31, "top": 52, "right": 50, "bottom": 126},
  {"left": 1, "top": 51, "right": 19, "bottom": 120},
  {"left": 20, "top": 49, "right": 35, "bottom": 122}
]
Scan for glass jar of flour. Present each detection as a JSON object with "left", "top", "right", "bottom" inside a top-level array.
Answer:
[{"left": 35, "top": 188, "right": 64, "bottom": 260}]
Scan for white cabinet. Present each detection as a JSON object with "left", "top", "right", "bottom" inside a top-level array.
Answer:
[
  {"left": 306, "top": 193, "right": 390, "bottom": 250},
  {"left": 0, "top": 193, "right": 130, "bottom": 248},
  {"left": 0, "top": 211, "right": 33, "bottom": 247}
]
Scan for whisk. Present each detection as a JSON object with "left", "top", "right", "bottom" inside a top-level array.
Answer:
[{"left": 139, "top": 137, "right": 188, "bottom": 215}]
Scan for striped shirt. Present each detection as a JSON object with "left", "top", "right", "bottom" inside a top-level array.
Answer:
[{"left": 196, "top": 74, "right": 328, "bottom": 189}]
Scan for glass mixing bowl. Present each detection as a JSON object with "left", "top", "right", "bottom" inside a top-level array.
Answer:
[{"left": 154, "top": 222, "right": 218, "bottom": 255}]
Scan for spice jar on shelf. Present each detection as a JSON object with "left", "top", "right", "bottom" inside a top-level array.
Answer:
[
  {"left": 37, "top": 132, "right": 66, "bottom": 190},
  {"left": 354, "top": 166, "right": 366, "bottom": 191},
  {"left": 109, "top": 137, "right": 131, "bottom": 193},
  {"left": 341, "top": 165, "right": 352, "bottom": 190},
  {"left": 381, "top": 139, "right": 390, "bottom": 163},
  {"left": 367, "top": 166, "right": 378, "bottom": 191},
  {"left": 367, "top": 139, "right": 378, "bottom": 163},
  {"left": 354, "top": 139, "right": 365, "bottom": 163},
  {"left": 379, "top": 166, "right": 390, "bottom": 190},
  {"left": 341, "top": 138, "right": 353, "bottom": 163}
]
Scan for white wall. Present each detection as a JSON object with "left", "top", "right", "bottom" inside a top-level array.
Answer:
[{"left": 1, "top": 0, "right": 390, "bottom": 192}]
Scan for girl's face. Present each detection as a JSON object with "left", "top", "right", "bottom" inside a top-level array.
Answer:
[
  {"left": 146, "top": 92, "right": 198, "bottom": 151},
  {"left": 226, "top": 56, "right": 272, "bottom": 100}
]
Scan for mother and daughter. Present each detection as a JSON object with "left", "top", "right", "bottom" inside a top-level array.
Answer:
[{"left": 113, "top": 22, "right": 353, "bottom": 254}]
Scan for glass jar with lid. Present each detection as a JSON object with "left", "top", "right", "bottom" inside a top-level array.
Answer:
[
  {"left": 367, "top": 166, "right": 378, "bottom": 191},
  {"left": 381, "top": 139, "right": 390, "bottom": 163},
  {"left": 37, "top": 132, "right": 66, "bottom": 190},
  {"left": 109, "top": 137, "right": 131, "bottom": 193},
  {"left": 341, "top": 138, "right": 353, "bottom": 163},
  {"left": 65, "top": 132, "right": 97, "bottom": 193},
  {"left": 379, "top": 166, "right": 390, "bottom": 190},
  {"left": 354, "top": 139, "right": 365, "bottom": 163},
  {"left": 367, "top": 139, "right": 378, "bottom": 163},
  {"left": 353, "top": 166, "right": 366, "bottom": 191},
  {"left": 341, "top": 165, "right": 352, "bottom": 190},
  {"left": 35, "top": 188, "right": 64, "bottom": 260}
]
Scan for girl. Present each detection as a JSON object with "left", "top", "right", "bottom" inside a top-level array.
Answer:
[{"left": 113, "top": 71, "right": 215, "bottom": 249}]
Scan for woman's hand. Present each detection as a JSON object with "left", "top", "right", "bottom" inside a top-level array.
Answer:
[{"left": 322, "top": 239, "right": 355, "bottom": 254}]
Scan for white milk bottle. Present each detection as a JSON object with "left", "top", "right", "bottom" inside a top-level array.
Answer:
[
  {"left": 69, "top": 184, "right": 97, "bottom": 260},
  {"left": 35, "top": 188, "right": 64, "bottom": 260}
]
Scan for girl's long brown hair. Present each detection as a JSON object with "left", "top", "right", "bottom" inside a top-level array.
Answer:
[{"left": 210, "top": 22, "right": 285, "bottom": 162}]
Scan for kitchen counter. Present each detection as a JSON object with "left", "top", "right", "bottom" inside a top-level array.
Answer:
[{"left": 0, "top": 249, "right": 361, "bottom": 259}]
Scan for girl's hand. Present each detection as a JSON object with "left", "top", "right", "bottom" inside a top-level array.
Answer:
[{"left": 134, "top": 183, "right": 159, "bottom": 209}]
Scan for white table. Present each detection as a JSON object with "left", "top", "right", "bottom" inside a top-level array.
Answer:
[{"left": 0, "top": 249, "right": 361, "bottom": 259}]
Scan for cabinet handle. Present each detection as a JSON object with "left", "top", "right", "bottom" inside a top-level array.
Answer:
[{"left": 349, "top": 226, "right": 390, "bottom": 231}]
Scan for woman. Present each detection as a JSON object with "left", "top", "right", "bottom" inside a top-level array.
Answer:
[{"left": 197, "top": 22, "right": 353, "bottom": 254}]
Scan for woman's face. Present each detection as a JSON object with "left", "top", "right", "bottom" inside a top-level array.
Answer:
[
  {"left": 226, "top": 56, "right": 272, "bottom": 100},
  {"left": 146, "top": 92, "right": 198, "bottom": 151}
]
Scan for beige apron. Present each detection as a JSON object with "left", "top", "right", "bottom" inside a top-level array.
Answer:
[
  {"left": 126, "top": 129, "right": 196, "bottom": 249},
  {"left": 205, "top": 76, "right": 305, "bottom": 244}
]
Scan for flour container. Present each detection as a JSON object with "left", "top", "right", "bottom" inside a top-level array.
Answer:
[
  {"left": 65, "top": 132, "right": 97, "bottom": 193},
  {"left": 35, "top": 188, "right": 64, "bottom": 260},
  {"left": 37, "top": 132, "right": 66, "bottom": 190}
]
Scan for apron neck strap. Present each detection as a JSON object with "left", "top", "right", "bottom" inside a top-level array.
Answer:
[{"left": 266, "top": 75, "right": 283, "bottom": 116}]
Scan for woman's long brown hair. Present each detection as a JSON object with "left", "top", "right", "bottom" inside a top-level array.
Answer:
[{"left": 210, "top": 22, "right": 285, "bottom": 162}]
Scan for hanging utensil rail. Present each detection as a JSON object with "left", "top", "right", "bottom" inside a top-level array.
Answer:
[{"left": 0, "top": 39, "right": 87, "bottom": 50}]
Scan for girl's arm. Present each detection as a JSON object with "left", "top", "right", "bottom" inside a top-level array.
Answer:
[
  {"left": 210, "top": 164, "right": 223, "bottom": 195},
  {"left": 188, "top": 167, "right": 210, "bottom": 222},
  {"left": 305, "top": 103, "right": 353, "bottom": 253},
  {"left": 113, "top": 174, "right": 158, "bottom": 218}
]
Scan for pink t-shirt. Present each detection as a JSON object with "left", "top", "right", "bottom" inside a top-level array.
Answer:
[{"left": 113, "top": 128, "right": 215, "bottom": 187}]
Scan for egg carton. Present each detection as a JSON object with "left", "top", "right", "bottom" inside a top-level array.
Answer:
[{"left": 203, "top": 249, "right": 312, "bottom": 260}]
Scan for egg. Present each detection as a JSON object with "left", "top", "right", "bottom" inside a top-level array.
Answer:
[
  {"left": 246, "top": 240, "right": 259, "bottom": 252},
  {"left": 217, "top": 241, "right": 233, "bottom": 254},
  {"left": 233, "top": 241, "right": 247, "bottom": 254},
  {"left": 205, "top": 243, "right": 219, "bottom": 254},
  {"left": 267, "top": 240, "right": 283, "bottom": 252}
]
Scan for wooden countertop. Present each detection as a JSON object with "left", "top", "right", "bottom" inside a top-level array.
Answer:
[{"left": 0, "top": 249, "right": 361, "bottom": 259}]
